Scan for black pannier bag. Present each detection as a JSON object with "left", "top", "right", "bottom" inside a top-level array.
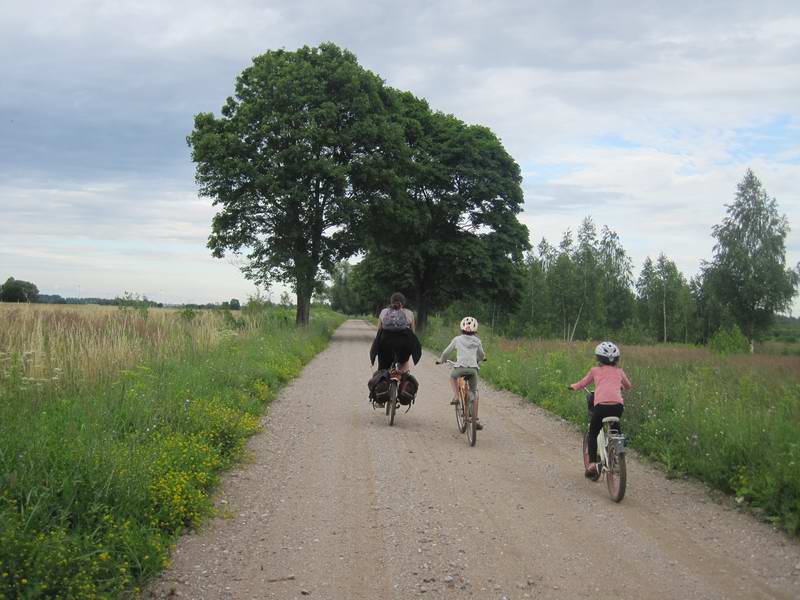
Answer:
[
  {"left": 368, "top": 369, "right": 390, "bottom": 404},
  {"left": 398, "top": 373, "right": 419, "bottom": 405}
]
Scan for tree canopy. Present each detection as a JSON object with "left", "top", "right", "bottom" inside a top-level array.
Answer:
[
  {"left": 0, "top": 278, "right": 39, "bottom": 303},
  {"left": 189, "top": 43, "right": 398, "bottom": 324},
  {"left": 191, "top": 44, "right": 530, "bottom": 327},
  {"left": 351, "top": 92, "right": 530, "bottom": 328}
]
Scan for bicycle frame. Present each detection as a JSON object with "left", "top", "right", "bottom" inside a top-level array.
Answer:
[
  {"left": 597, "top": 419, "right": 625, "bottom": 471},
  {"left": 581, "top": 392, "right": 627, "bottom": 502},
  {"left": 446, "top": 360, "right": 477, "bottom": 446}
]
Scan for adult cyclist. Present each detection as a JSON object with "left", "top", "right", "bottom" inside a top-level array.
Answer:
[{"left": 369, "top": 292, "right": 421, "bottom": 372}]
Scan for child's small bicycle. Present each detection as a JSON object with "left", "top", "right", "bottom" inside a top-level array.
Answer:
[
  {"left": 582, "top": 393, "right": 627, "bottom": 502},
  {"left": 443, "top": 360, "right": 477, "bottom": 446}
]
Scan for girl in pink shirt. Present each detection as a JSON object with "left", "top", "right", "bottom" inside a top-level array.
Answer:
[{"left": 569, "top": 341, "right": 631, "bottom": 480}]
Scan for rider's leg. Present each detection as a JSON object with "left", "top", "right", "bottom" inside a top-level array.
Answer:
[
  {"left": 458, "top": 370, "right": 482, "bottom": 428},
  {"left": 587, "top": 409, "right": 603, "bottom": 463},
  {"left": 377, "top": 341, "right": 393, "bottom": 371},
  {"left": 395, "top": 338, "right": 413, "bottom": 372},
  {"left": 587, "top": 403, "right": 624, "bottom": 468},
  {"left": 448, "top": 374, "right": 459, "bottom": 402},
  {"left": 466, "top": 373, "right": 478, "bottom": 418}
]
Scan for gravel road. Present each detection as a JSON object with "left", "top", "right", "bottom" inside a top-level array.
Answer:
[{"left": 146, "top": 320, "right": 800, "bottom": 600}]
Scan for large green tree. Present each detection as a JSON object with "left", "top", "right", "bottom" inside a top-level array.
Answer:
[
  {"left": 0, "top": 277, "right": 39, "bottom": 303},
  {"left": 355, "top": 92, "right": 530, "bottom": 329},
  {"left": 188, "top": 44, "right": 398, "bottom": 324},
  {"left": 709, "top": 169, "right": 799, "bottom": 344}
]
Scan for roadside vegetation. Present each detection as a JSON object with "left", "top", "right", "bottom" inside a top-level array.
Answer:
[
  {"left": 423, "top": 318, "right": 800, "bottom": 534},
  {"left": 0, "top": 301, "right": 344, "bottom": 598}
]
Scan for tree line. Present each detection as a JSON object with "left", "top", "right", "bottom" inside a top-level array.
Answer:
[
  {"left": 329, "top": 169, "right": 799, "bottom": 346},
  {"left": 0, "top": 281, "right": 243, "bottom": 311},
  {"left": 190, "top": 43, "right": 797, "bottom": 342}
]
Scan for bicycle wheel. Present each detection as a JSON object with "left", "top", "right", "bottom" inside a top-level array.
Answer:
[
  {"left": 388, "top": 381, "right": 397, "bottom": 426},
  {"left": 606, "top": 447, "right": 626, "bottom": 502},
  {"left": 455, "top": 384, "right": 467, "bottom": 433},
  {"left": 582, "top": 432, "right": 591, "bottom": 470},
  {"left": 466, "top": 392, "right": 477, "bottom": 446}
]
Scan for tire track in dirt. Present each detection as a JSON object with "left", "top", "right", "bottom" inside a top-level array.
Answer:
[{"left": 146, "top": 320, "right": 800, "bottom": 599}]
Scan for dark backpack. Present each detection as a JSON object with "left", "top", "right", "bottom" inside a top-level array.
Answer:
[
  {"left": 367, "top": 369, "right": 390, "bottom": 404},
  {"left": 381, "top": 307, "right": 409, "bottom": 331},
  {"left": 398, "top": 373, "right": 419, "bottom": 405}
]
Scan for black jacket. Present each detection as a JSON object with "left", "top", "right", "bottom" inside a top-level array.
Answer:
[{"left": 369, "top": 328, "right": 422, "bottom": 366}]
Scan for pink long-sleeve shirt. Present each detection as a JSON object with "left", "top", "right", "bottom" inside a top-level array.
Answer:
[{"left": 570, "top": 365, "right": 631, "bottom": 405}]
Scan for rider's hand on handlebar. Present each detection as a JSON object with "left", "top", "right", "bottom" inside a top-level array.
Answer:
[
  {"left": 435, "top": 360, "right": 441, "bottom": 365},
  {"left": 566, "top": 384, "right": 573, "bottom": 391}
]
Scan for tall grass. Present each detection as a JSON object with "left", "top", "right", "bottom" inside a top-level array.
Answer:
[
  {"left": 0, "top": 304, "right": 233, "bottom": 395},
  {"left": 0, "top": 303, "right": 344, "bottom": 598},
  {"left": 423, "top": 317, "right": 800, "bottom": 533}
]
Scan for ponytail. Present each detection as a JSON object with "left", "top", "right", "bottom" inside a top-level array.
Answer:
[{"left": 389, "top": 292, "right": 406, "bottom": 310}]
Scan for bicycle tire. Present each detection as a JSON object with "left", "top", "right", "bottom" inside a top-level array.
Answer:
[
  {"left": 606, "top": 447, "right": 626, "bottom": 502},
  {"left": 455, "top": 384, "right": 467, "bottom": 433},
  {"left": 466, "top": 392, "right": 477, "bottom": 446},
  {"left": 388, "top": 381, "right": 397, "bottom": 426},
  {"left": 582, "top": 432, "right": 591, "bottom": 470}
]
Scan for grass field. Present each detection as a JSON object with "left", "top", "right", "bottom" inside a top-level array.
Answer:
[
  {"left": 0, "top": 302, "right": 344, "bottom": 598},
  {"left": 423, "top": 318, "right": 800, "bottom": 534}
]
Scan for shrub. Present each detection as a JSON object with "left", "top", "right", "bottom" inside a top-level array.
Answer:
[{"left": 709, "top": 324, "right": 750, "bottom": 354}]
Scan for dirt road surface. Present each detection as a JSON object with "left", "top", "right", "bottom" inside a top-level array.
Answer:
[{"left": 146, "top": 320, "right": 800, "bottom": 600}]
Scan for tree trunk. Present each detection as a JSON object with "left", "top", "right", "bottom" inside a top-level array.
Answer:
[
  {"left": 569, "top": 302, "right": 583, "bottom": 343},
  {"left": 415, "top": 291, "right": 429, "bottom": 332},
  {"left": 662, "top": 294, "right": 667, "bottom": 343},
  {"left": 295, "top": 279, "right": 314, "bottom": 326}
]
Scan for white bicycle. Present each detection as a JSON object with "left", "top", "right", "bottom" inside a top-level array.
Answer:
[{"left": 582, "top": 393, "right": 627, "bottom": 502}]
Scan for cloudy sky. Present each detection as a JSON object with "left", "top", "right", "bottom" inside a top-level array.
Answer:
[{"left": 2, "top": 0, "right": 798, "bottom": 308}]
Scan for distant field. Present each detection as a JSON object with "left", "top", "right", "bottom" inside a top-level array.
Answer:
[
  {"left": 423, "top": 317, "right": 800, "bottom": 534},
  {"left": 0, "top": 302, "right": 344, "bottom": 598},
  {"left": 0, "top": 303, "right": 225, "bottom": 393},
  {"left": 756, "top": 339, "right": 800, "bottom": 356}
]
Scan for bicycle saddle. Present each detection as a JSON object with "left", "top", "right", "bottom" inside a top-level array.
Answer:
[{"left": 602, "top": 417, "right": 620, "bottom": 423}]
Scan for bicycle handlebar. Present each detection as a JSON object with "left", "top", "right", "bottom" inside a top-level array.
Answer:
[{"left": 436, "top": 359, "right": 487, "bottom": 366}]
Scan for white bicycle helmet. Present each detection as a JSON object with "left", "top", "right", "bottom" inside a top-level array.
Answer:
[
  {"left": 595, "top": 341, "right": 620, "bottom": 361},
  {"left": 460, "top": 316, "right": 478, "bottom": 333}
]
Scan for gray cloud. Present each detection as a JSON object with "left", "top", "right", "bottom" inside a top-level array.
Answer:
[{"left": 1, "top": 0, "right": 798, "bottom": 308}]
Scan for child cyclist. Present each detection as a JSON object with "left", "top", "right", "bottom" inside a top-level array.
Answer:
[
  {"left": 568, "top": 341, "right": 631, "bottom": 480},
  {"left": 436, "top": 317, "right": 486, "bottom": 429}
]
